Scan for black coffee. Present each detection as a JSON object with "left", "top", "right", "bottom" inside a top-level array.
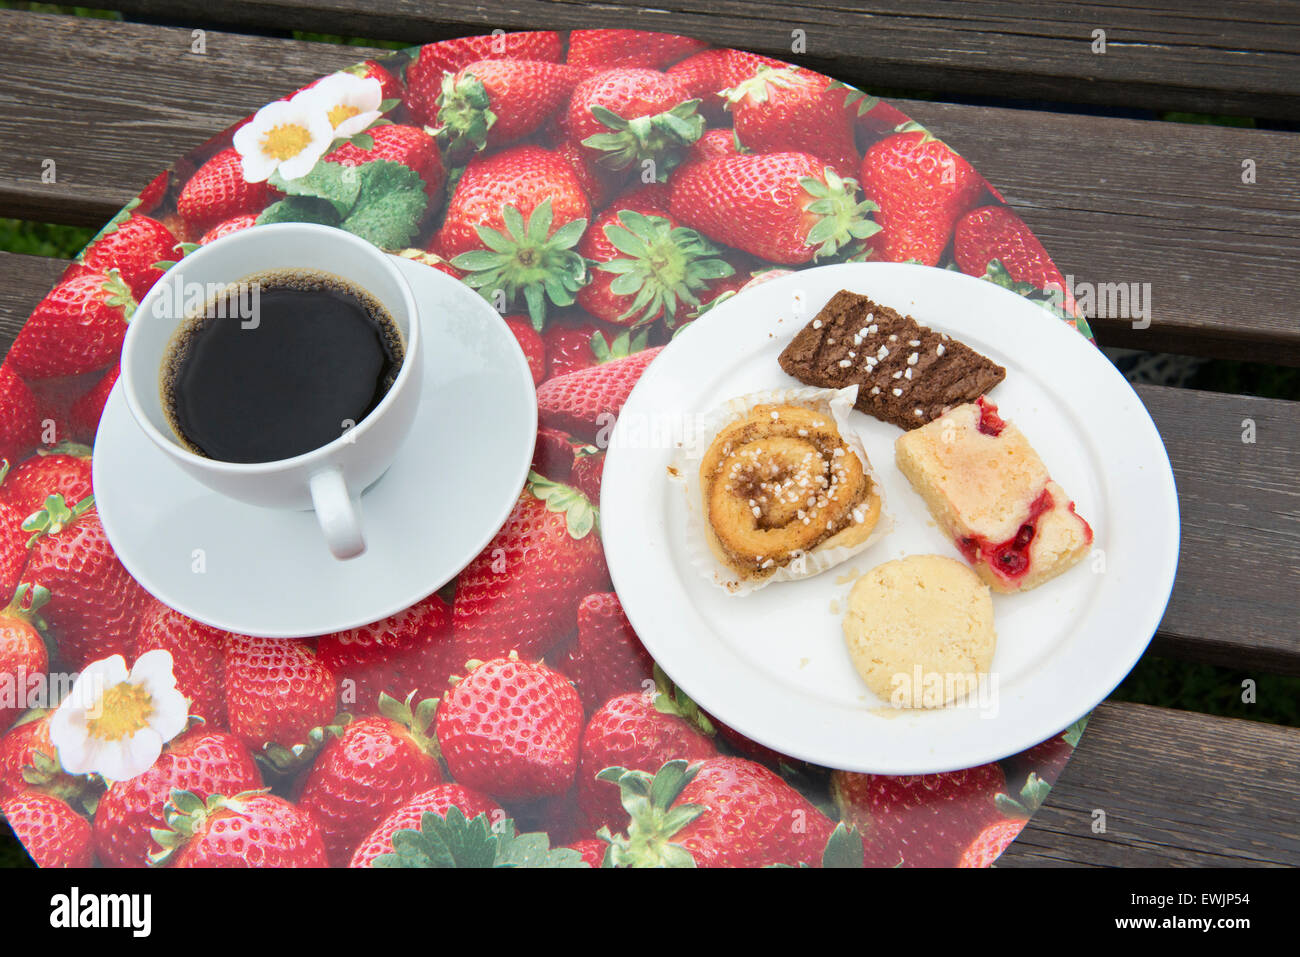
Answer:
[{"left": 162, "top": 269, "right": 403, "bottom": 464}]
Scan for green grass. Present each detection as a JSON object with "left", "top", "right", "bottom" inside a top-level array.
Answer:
[
  {"left": 0, "top": 218, "right": 94, "bottom": 258},
  {"left": 1112, "top": 657, "right": 1300, "bottom": 727}
]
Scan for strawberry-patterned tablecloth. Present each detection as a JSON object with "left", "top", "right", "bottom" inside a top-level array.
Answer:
[{"left": 0, "top": 29, "right": 1093, "bottom": 869}]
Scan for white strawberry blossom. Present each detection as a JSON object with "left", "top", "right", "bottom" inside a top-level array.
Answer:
[
  {"left": 50, "top": 650, "right": 189, "bottom": 782},
  {"left": 233, "top": 96, "right": 336, "bottom": 183},
  {"left": 297, "top": 71, "right": 384, "bottom": 139}
]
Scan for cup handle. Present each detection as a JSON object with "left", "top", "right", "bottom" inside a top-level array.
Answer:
[{"left": 309, "top": 467, "right": 365, "bottom": 560}]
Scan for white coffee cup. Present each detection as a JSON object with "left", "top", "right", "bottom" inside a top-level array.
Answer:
[{"left": 120, "top": 222, "right": 422, "bottom": 561}]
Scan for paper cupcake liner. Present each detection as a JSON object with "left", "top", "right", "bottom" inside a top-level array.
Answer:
[{"left": 673, "top": 384, "right": 892, "bottom": 596}]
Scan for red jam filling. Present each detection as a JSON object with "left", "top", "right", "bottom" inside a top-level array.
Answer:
[
  {"left": 956, "top": 487, "right": 1054, "bottom": 583},
  {"left": 975, "top": 396, "right": 1005, "bottom": 437}
]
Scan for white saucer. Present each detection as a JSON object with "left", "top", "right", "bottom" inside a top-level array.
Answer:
[
  {"left": 94, "top": 256, "right": 537, "bottom": 638},
  {"left": 601, "top": 263, "right": 1180, "bottom": 774}
]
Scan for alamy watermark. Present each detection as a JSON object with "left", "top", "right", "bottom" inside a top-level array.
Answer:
[{"left": 151, "top": 273, "right": 263, "bottom": 329}]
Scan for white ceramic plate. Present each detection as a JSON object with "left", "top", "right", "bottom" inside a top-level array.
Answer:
[
  {"left": 94, "top": 256, "right": 536, "bottom": 638},
  {"left": 601, "top": 263, "right": 1179, "bottom": 774}
]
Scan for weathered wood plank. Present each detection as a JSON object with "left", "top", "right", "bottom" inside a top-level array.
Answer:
[
  {"left": 2, "top": 11, "right": 1297, "bottom": 363},
  {"left": 0, "top": 253, "right": 68, "bottom": 348},
  {"left": 0, "top": 251, "right": 1295, "bottom": 675},
  {"left": 110, "top": 0, "right": 1300, "bottom": 120},
  {"left": 0, "top": 11, "right": 385, "bottom": 226},
  {"left": 894, "top": 98, "right": 1300, "bottom": 366},
  {"left": 1141, "top": 385, "right": 1300, "bottom": 676},
  {"left": 1003, "top": 701, "right": 1300, "bottom": 867}
]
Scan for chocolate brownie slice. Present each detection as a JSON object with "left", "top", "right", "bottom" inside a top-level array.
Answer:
[{"left": 778, "top": 290, "right": 1005, "bottom": 430}]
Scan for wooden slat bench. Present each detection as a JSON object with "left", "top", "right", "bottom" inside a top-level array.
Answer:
[{"left": 1, "top": 3, "right": 1296, "bottom": 867}]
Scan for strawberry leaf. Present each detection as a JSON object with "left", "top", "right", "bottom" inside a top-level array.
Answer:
[
  {"left": 528, "top": 470, "right": 598, "bottom": 539},
  {"left": 269, "top": 162, "right": 362, "bottom": 215},
  {"left": 339, "top": 160, "right": 429, "bottom": 250},
  {"left": 495, "top": 830, "right": 588, "bottom": 868},
  {"left": 822, "top": 822, "right": 866, "bottom": 868},
  {"left": 373, "top": 807, "right": 586, "bottom": 868},
  {"left": 1063, "top": 715, "right": 1089, "bottom": 748},
  {"left": 451, "top": 200, "right": 588, "bottom": 329},
  {"left": 581, "top": 101, "right": 704, "bottom": 179},
  {"left": 257, "top": 196, "right": 340, "bottom": 228}
]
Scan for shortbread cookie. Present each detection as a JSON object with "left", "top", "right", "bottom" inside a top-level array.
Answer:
[
  {"left": 895, "top": 397, "right": 1093, "bottom": 593},
  {"left": 778, "top": 290, "right": 1005, "bottom": 429},
  {"left": 842, "top": 555, "right": 996, "bottom": 708}
]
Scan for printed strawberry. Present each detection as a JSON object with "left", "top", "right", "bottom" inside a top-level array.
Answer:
[
  {"left": 7, "top": 269, "right": 136, "bottom": 379},
  {"left": 554, "top": 139, "right": 621, "bottom": 208},
  {"left": 349, "top": 783, "right": 504, "bottom": 867},
  {"left": 1, "top": 445, "right": 93, "bottom": 519},
  {"left": 666, "top": 48, "right": 787, "bottom": 124},
  {"left": 577, "top": 204, "right": 732, "bottom": 326},
  {"left": 0, "top": 712, "right": 86, "bottom": 805},
  {"left": 22, "top": 495, "right": 143, "bottom": 670},
  {"left": 530, "top": 427, "right": 581, "bottom": 481},
  {"left": 224, "top": 634, "right": 338, "bottom": 751},
  {"left": 570, "top": 447, "right": 604, "bottom": 503},
  {"left": 135, "top": 170, "right": 168, "bottom": 213},
  {"left": 436, "top": 655, "right": 583, "bottom": 802},
  {"left": 678, "top": 127, "right": 742, "bottom": 171},
  {"left": 401, "top": 246, "right": 463, "bottom": 279},
  {"left": 133, "top": 596, "right": 229, "bottom": 727},
  {"left": 669, "top": 152, "right": 878, "bottom": 264},
  {"left": 710, "top": 715, "right": 793, "bottom": 769},
  {"left": 958, "top": 817, "right": 1026, "bottom": 867},
  {"left": 298, "top": 695, "right": 443, "bottom": 866},
  {"left": 435, "top": 59, "right": 582, "bottom": 158},
  {"left": 830, "top": 762, "right": 1007, "bottom": 867},
  {"left": 92, "top": 729, "right": 260, "bottom": 868},
  {"left": 197, "top": 213, "right": 258, "bottom": 245},
  {"left": 839, "top": 87, "right": 911, "bottom": 138},
  {"left": 1007, "top": 718, "right": 1086, "bottom": 784},
  {"left": 0, "top": 367, "right": 40, "bottom": 463},
  {"left": 567, "top": 836, "right": 607, "bottom": 867},
  {"left": 572, "top": 593, "right": 654, "bottom": 712},
  {"left": 151, "top": 788, "right": 328, "bottom": 867},
  {"left": 601, "top": 757, "right": 834, "bottom": 867},
  {"left": 566, "top": 30, "right": 708, "bottom": 71},
  {"left": 317, "top": 592, "right": 455, "bottom": 714},
  {"left": 0, "top": 498, "right": 29, "bottom": 602},
  {"left": 324, "top": 122, "right": 445, "bottom": 203},
  {"left": 405, "top": 32, "right": 564, "bottom": 126},
  {"left": 435, "top": 145, "right": 590, "bottom": 327},
  {"left": 74, "top": 213, "right": 179, "bottom": 301},
  {"left": 543, "top": 321, "right": 647, "bottom": 380},
  {"left": 724, "top": 66, "right": 860, "bottom": 177},
  {"left": 68, "top": 365, "right": 118, "bottom": 442},
  {"left": 504, "top": 315, "right": 548, "bottom": 384},
  {"left": 677, "top": 261, "right": 753, "bottom": 324},
  {"left": 0, "top": 586, "right": 50, "bottom": 733},
  {"left": 535, "top": 345, "right": 662, "bottom": 442},
  {"left": 954, "top": 204, "right": 1069, "bottom": 294},
  {"left": 565, "top": 68, "right": 702, "bottom": 178},
  {"left": 452, "top": 473, "right": 608, "bottom": 662},
  {"left": 177, "top": 147, "right": 273, "bottom": 236},
  {"left": 859, "top": 127, "right": 986, "bottom": 266},
  {"left": 2, "top": 790, "right": 93, "bottom": 867},
  {"left": 577, "top": 690, "right": 715, "bottom": 831}
]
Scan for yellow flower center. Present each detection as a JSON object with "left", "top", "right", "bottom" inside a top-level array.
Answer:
[
  {"left": 86, "top": 682, "right": 155, "bottom": 741},
  {"left": 327, "top": 104, "right": 361, "bottom": 128},
  {"left": 261, "top": 123, "right": 313, "bottom": 160}
]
